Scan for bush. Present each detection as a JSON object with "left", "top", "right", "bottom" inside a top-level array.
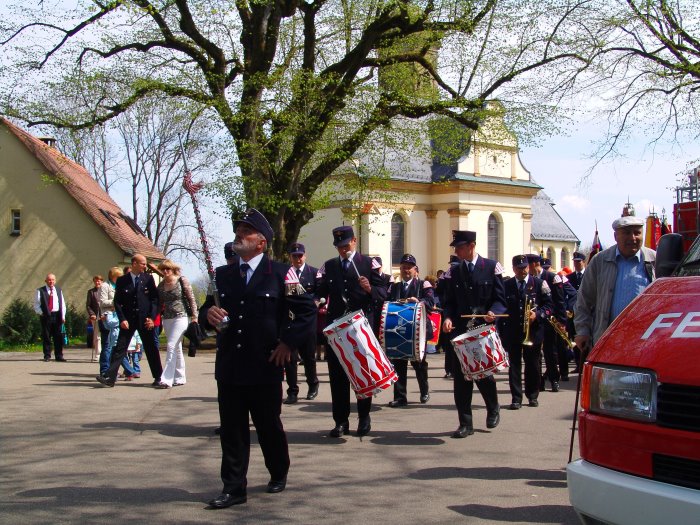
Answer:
[
  {"left": 64, "top": 303, "right": 87, "bottom": 339},
  {"left": 1, "top": 299, "right": 42, "bottom": 345}
]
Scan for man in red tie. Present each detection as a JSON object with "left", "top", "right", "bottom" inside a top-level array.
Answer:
[{"left": 34, "top": 273, "right": 67, "bottom": 362}]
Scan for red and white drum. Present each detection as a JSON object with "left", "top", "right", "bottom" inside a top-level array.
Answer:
[
  {"left": 427, "top": 311, "right": 441, "bottom": 346},
  {"left": 451, "top": 324, "right": 508, "bottom": 381},
  {"left": 324, "top": 310, "right": 398, "bottom": 399}
]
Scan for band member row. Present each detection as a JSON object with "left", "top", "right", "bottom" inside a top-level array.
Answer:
[
  {"left": 314, "top": 226, "right": 387, "bottom": 438},
  {"left": 499, "top": 255, "right": 554, "bottom": 409},
  {"left": 387, "top": 253, "right": 434, "bottom": 407},
  {"left": 284, "top": 242, "right": 320, "bottom": 404},
  {"left": 442, "top": 230, "right": 506, "bottom": 438}
]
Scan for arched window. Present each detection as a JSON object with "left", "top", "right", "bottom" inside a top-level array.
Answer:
[
  {"left": 487, "top": 214, "right": 500, "bottom": 262},
  {"left": 391, "top": 213, "right": 405, "bottom": 266},
  {"left": 560, "top": 248, "right": 570, "bottom": 269},
  {"left": 546, "top": 247, "right": 554, "bottom": 268}
]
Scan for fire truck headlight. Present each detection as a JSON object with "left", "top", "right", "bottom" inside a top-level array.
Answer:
[{"left": 589, "top": 365, "right": 657, "bottom": 422}]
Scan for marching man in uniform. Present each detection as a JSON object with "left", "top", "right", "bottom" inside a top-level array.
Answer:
[{"left": 442, "top": 230, "right": 506, "bottom": 438}]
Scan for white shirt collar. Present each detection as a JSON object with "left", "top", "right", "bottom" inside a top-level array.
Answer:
[{"left": 242, "top": 252, "right": 264, "bottom": 272}]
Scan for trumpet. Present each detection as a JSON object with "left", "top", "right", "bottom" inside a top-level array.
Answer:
[
  {"left": 548, "top": 316, "right": 576, "bottom": 349},
  {"left": 522, "top": 297, "right": 534, "bottom": 347}
]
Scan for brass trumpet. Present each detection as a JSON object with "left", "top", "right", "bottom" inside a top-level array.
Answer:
[
  {"left": 548, "top": 316, "right": 576, "bottom": 349},
  {"left": 522, "top": 297, "right": 534, "bottom": 347}
]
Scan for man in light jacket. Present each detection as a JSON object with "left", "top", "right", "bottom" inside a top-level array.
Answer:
[{"left": 575, "top": 215, "right": 656, "bottom": 351}]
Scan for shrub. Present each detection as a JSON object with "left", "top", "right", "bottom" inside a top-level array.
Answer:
[
  {"left": 1, "top": 299, "right": 42, "bottom": 345},
  {"left": 64, "top": 303, "right": 87, "bottom": 339}
]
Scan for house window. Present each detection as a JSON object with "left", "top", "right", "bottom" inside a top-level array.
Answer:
[
  {"left": 546, "top": 247, "right": 554, "bottom": 268},
  {"left": 391, "top": 213, "right": 405, "bottom": 266},
  {"left": 10, "top": 209, "right": 20, "bottom": 236},
  {"left": 560, "top": 248, "right": 570, "bottom": 269},
  {"left": 487, "top": 214, "right": 500, "bottom": 262}
]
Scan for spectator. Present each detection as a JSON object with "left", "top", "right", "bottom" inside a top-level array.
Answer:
[
  {"left": 156, "top": 259, "right": 198, "bottom": 389},
  {"left": 86, "top": 275, "right": 105, "bottom": 360},
  {"left": 575, "top": 216, "right": 656, "bottom": 352},
  {"left": 34, "top": 273, "right": 66, "bottom": 362}
]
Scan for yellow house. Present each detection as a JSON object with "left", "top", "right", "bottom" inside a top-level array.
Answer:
[
  {"left": 299, "top": 109, "right": 579, "bottom": 276},
  {"left": 0, "top": 117, "right": 165, "bottom": 313}
]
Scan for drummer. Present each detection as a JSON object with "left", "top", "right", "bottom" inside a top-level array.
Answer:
[
  {"left": 441, "top": 230, "right": 507, "bottom": 438},
  {"left": 387, "top": 253, "right": 434, "bottom": 407},
  {"left": 315, "top": 226, "right": 387, "bottom": 438}
]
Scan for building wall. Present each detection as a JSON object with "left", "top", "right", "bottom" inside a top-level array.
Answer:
[{"left": 0, "top": 132, "right": 130, "bottom": 313}]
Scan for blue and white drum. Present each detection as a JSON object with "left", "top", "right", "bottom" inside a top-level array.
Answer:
[{"left": 378, "top": 301, "right": 426, "bottom": 361}]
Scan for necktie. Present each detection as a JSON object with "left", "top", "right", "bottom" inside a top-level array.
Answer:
[
  {"left": 240, "top": 263, "right": 250, "bottom": 283},
  {"left": 48, "top": 288, "right": 54, "bottom": 311},
  {"left": 134, "top": 274, "right": 140, "bottom": 289},
  {"left": 342, "top": 258, "right": 350, "bottom": 272},
  {"left": 295, "top": 267, "right": 302, "bottom": 278},
  {"left": 577, "top": 272, "right": 582, "bottom": 281},
  {"left": 403, "top": 281, "right": 409, "bottom": 297},
  {"left": 518, "top": 280, "right": 525, "bottom": 295},
  {"left": 468, "top": 262, "right": 474, "bottom": 273}
]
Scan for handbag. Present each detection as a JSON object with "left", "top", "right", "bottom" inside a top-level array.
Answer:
[{"left": 61, "top": 324, "right": 68, "bottom": 346}]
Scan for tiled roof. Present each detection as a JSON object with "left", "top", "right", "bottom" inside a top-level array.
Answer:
[
  {"left": 2, "top": 118, "right": 165, "bottom": 261},
  {"left": 530, "top": 187, "right": 580, "bottom": 243}
]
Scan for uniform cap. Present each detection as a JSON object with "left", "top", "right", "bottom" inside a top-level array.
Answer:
[
  {"left": 233, "top": 208, "right": 274, "bottom": 245},
  {"left": 288, "top": 242, "right": 305, "bottom": 255},
  {"left": 512, "top": 255, "right": 528, "bottom": 269},
  {"left": 332, "top": 226, "right": 354, "bottom": 247},
  {"left": 526, "top": 253, "right": 541, "bottom": 264},
  {"left": 541, "top": 258, "right": 552, "bottom": 270},
  {"left": 400, "top": 253, "right": 417, "bottom": 266},
  {"left": 612, "top": 215, "right": 644, "bottom": 230},
  {"left": 450, "top": 230, "right": 476, "bottom": 247},
  {"left": 572, "top": 251, "right": 585, "bottom": 261}
]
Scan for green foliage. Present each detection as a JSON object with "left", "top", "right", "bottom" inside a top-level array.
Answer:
[
  {"left": 1, "top": 299, "right": 41, "bottom": 346},
  {"left": 64, "top": 304, "right": 87, "bottom": 339}
]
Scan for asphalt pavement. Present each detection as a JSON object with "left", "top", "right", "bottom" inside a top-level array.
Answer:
[{"left": 0, "top": 348, "right": 581, "bottom": 525}]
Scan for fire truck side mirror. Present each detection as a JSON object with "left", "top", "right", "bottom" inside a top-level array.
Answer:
[{"left": 656, "top": 233, "right": 684, "bottom": 277}]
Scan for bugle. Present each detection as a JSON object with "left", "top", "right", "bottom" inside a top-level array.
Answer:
[
  {"left": 522, "top": 297, "right": 534, "bottom": 347},
  {"left": 548, "top": 316, "right": 575, "bottom": 349}
]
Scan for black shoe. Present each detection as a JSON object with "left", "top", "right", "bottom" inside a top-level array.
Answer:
[
  {"left": 55, "top": 357, "right": 67, "bottom": 362},
  {"left": 528, "top": 399, "right": 539, "bottom": 407},
  {"left": 43, "top": 357, "right": 50, "bottom": 362},
  {"left": 508, "top": 402, "right": 521, "bottom": 410},
  {"left": 96, "top": 375, "right": 115, "bottom": 387},
  {"left": 208, "top": 493, "right": 247, "bottom": 508},
  {"left": 266, "top": 477, "right": 287, "bottom": 494},
  {"left": 486, "top": 411, "right": 500, "bottom": 429},
  {"left": 552, "top": 382, "right": 560, "bottom": 392},
  {"left": 329, "top": 422, "right": 349, "bottom": 438},
  {"left": 388, "top": 399, "right": 407, "bottom": 408},
  {"left": 451, "top": 425, "right": 474, "bottom": 438},
  {"left": 306, "top": 385, "right": 319, "bottom": 400},
  {"left": 283, "top": 394, "right": 298, "bottom": 405},
  {"left": 357, "top": 416, "right": 371, "bottom": 437},
  {"left": 151, "top": 379, "right": 162, "bottom": 387},
  {"left": 444, "top": 372, "right": 452, "bottom": 379},
  {"left": 420, "top": 393, "right": 430, "bottom": 404}
]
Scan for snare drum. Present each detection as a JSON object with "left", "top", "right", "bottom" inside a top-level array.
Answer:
[
  {"left": 451, "top": 324, "right": 508, "bottom": 380},
  {"left": 324, "top": 310, "right": 398, "bottom": 399},
  {"left": 378, "top": 301, "right": 426, "bottom": 361}
]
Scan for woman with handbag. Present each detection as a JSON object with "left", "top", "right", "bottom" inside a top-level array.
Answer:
[{"left": 156, "top": 259, "right": 199, "bottom": 389}]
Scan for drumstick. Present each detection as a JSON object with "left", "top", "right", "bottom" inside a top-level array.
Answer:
[
  {"left": 461, "top": 314, "right": 509, "bottom": 318},
  {"left": 350, "top": 258, "right": 361, "bottom": 278}
]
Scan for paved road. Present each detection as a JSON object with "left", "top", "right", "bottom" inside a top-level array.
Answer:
[{"left": 0, "top": 349, "right": 581, "bottom": 525}]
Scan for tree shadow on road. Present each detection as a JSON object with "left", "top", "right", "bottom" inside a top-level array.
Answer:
[{"left": 449, "top": 503, "right": 578, "bottom": 524}]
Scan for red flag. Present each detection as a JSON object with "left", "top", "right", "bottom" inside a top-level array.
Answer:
[
  {"left": 589, "top": 222, "right": 603, "bottom": 262},
  {"left": 645, "top": 214, "right": 661, "bottom": 249}
]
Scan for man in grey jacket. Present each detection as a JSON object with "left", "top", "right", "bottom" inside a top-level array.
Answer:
[{"left": 575, "top": 215, "right": 656, "bottom": 351}]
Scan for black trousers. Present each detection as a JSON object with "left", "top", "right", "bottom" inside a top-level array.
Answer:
[
  {"left": 217, "top": 382, "right": 289, "bottom": 495},
  {"left": 542, "top": 328, "right": 560, "bottom": 384},
  {"left": 104, "top": 320, "right": 162, "bottom": 381},
  {"left": 450, "top": 356, "right": 499, "bottom": 428},
  {"left": 40, "top": 312, "right": 63, "bottom": 359},
  {"left": 326, "top": 343, "right": 371, "bottom": 424},
  {"left": 285, "top": 332, "right": 319, "bottom": 396},
  {"left": 442, "top": 333, "right": 455, "bottom": 373},
  {"left": 506, "top": 342, "right": 540, "bottom": 403},
  {"left": 392, "top": 357, "right": 429, "bottom": 402}
]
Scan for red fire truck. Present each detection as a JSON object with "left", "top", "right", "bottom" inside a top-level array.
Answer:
[{"left": 567, "top": 230, "right": 700, "bottom": 524}]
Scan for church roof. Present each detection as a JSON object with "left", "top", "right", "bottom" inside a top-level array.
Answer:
[
  {"left": 530, "top": 187, "right": 580, "bottom": 243},
  {"left": 1, "top": 117, "right": 165, "bottom": 261}
]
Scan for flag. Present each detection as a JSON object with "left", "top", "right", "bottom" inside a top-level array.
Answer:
[
  {"left": 644, "top": 213, "right": 661, "bottom": 249},
  {"left": 661, "top": 211, "right": 672, "bottom": 235},
  {"left": 590, "top": 221, "right": 603, "bottom": 260}
]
